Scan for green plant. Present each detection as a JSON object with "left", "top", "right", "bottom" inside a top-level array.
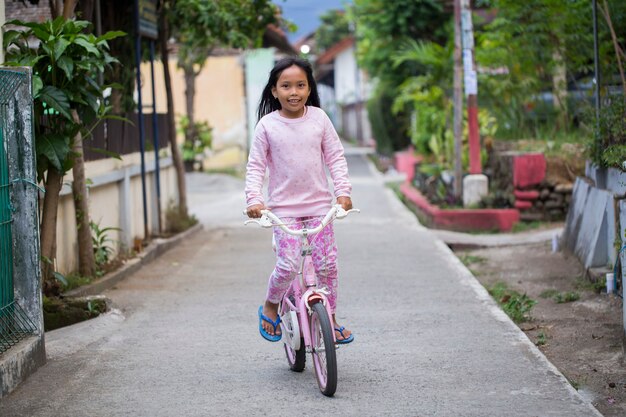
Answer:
[
  {"left": 574, "top": 276, "right": 606, "bottom": 293},
  {"left": 553, "top": 291, "right": 580, "bottom": 303},
  {"left": 586, "top": 99, "right": 626, "bottom": 170},
  {"left": 459, "top": 254, "right": 487, "bottom": 266},
  {"left": 539, "top": 288, "right": 560, "bottom": 299},
  {"left": 488, "top": 282, "right": 537, "bottom": 323},
  {"left": 3, "top": 17, "right": 125, "bottom": 292},
  {"left": 178, "top": 116, "right": 213, "bottom": 162},
  {"left": 90, "top": 221, "right": 120, "bottom": 276},
  {"left": 536, "top": 330, "right": 547, "bottom": 346},
  {"left": 366, "top": 84, "right": 411, "bottom": 155},
  {"left": 60, "top": 273, "right": 93, "bottom": 291},
  {"left": 165, "top": 200, "right": 199, "bottom": 234},
  {"left": 3, "top": 18, "right": 124, "bottom": 180}
]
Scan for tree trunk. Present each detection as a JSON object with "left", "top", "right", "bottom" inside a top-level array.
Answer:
[
  {"left": 62, "top": 0, "right": 78, "bottom": 19},
  {"left": 71, "top": 110, "right": 96, "bottom": 277},
  {"left": 159, "top": 6, "right": 188, "bottom": 216},
  {"left": 40, "top": 168, "right": 63, "bottom": 296},
  {"left": 552, "top": 47, "right": 568, "bottom": 129},
  {"left": 183, "top": 64, "right": 198, "bottom": 149}
]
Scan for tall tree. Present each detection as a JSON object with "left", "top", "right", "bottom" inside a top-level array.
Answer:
[
  {"left": 62, "top": 0, "right": 96, "bottom": 278},
  {"left": 158, "top": 0, "right": 188, "bottom": 216},
  {"left": 168, "top": 0, "right": 279, "bottom": 160},
  {"left": 3, "top": 18, "right": 123, "bottom": 294},
  {"left": 315, "top": 9, "right": 352, "bottom": 52},
  {"left": 353, "top": 0, "right": 450, "bottom": 153}
]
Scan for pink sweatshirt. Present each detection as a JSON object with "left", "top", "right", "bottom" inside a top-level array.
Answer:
[{"left": 245, "top": 106, "right": 352, "bottom": 218}]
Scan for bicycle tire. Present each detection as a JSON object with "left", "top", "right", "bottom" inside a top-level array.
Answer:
[
  {"left": 284, "top": 338, "right": 306, "bottom": 372},
  {"left": 310, "top": 302, "right": 337, "bottom": 396}
]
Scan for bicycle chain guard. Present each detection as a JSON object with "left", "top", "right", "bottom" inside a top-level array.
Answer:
[{"left": 280, "top": 310, "right": 300, "bottom": 351}]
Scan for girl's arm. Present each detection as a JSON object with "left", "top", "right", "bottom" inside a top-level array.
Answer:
[
  {"left": 245, "top": 123, "right": 269, "bottom": 216},
  {"left": 321, "top": 115, "right": 352, "bottom": 200}
]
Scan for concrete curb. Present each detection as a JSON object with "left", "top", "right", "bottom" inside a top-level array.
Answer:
[
  {"left": 433, "top": 227, "right": 563, "bottom": 250},
  {"left": 64, "top": 223, "right": 204, "bottom": 297}
]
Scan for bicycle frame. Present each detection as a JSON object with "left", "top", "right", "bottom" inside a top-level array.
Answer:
[
  {"left": 245, "top": 205, "right": 358, "bottom": 349},
  {"left": 245, "top": 204, "right": 359, "bottom": 396}
]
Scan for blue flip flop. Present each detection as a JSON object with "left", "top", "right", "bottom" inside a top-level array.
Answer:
[
  {"left": 258, "top": 306, "right": 281, "bottom": 342},
  {"left": 335, "top": 326, "right": 354, "bottom": 344}
]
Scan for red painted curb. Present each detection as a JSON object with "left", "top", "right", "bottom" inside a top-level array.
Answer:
[{"left": 400, "top": 182, "right": 520, "bottom": 232}]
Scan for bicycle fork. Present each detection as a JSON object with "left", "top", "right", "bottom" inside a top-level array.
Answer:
[{"left": 297, "top": 254, "right": 336, "bottom": 348}]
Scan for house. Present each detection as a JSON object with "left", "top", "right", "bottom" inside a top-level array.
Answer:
[{"left": 316, "top": 36, "right": 373, "bottom": 146}]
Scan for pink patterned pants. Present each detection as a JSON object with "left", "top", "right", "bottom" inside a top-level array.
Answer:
[{"left": 266, "top": 216, "right": 339, "bottom": 313}]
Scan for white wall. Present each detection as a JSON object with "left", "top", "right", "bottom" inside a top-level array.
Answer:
[
  {"left": 244, "top": 48, "right": 276, "bottom": 150},
  {"left": 55, "top": 153, "right": 178, "bottom": 274},
  {"left": 333, "top": 46, "right": 373, "bottom": 144},
  {"left": 335, "top": 46, "right": 359, "bottom": 105}
]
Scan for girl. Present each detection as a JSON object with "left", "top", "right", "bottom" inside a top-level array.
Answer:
[{"left": 245, "top": 57, "right": 354, "bottom": 344}]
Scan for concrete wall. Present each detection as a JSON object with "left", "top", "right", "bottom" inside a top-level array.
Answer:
[
  {"left": 562, "top": 163, "right": 625, "bottom": 347},
  {"left": 563, "top": 164, "right": 622, "bottom": 271},
  {"left": 140, "top": 54, "right": 248, "bottom": 170},
  {"left": 244, "top": 49, "right": 276, "bottom": 150},
  {"left": 0, "top": 66, "right": 46, "bottom": 400},
  {"left": 333, "top": 45, "right": 373, "bottom": 144},
  {"left": 55, "top": 153, "right": 177, "bottom": 274}
]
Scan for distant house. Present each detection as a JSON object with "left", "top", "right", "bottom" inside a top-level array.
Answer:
[{"left": 316, "top": 37, "right": 373, "bottom": 146}]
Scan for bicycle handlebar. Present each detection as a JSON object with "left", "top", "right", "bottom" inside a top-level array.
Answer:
[{"left": 244, "top": 205, "right": 360, "bottom": 236}]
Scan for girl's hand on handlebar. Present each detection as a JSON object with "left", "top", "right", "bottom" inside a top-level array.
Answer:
[
  {"left": 247, "top": 204, "right": 267, "bottom": 218},
  {"left": 336, "top": 196, "right": 352, "bottom": 211}
]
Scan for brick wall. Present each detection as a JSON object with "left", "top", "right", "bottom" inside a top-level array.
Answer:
[{"left": 5, "top": 1, "right": 51, "bottom": 23}]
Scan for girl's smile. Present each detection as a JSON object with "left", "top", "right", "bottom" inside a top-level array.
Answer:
[{"left": 272, "top": 65, "right": 311, "bottom": 119}]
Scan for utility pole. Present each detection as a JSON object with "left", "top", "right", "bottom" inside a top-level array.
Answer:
[
  {"left": 460, "top": 0, "right": 488, "bottom": 207},
  {"left": 453, "top": 0, "right": 463, "bottom": 201},
  {"left": 461, "top": 0, "right": 481, "bottom": 174}
]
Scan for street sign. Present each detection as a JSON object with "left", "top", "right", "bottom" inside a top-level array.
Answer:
[{"left": 138, "top": 0, "right": 158, "bottom": 40}]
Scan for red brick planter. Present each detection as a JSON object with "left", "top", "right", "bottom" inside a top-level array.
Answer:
[{"left": 400, "top": 182, "right": 520, "bottom": 232}]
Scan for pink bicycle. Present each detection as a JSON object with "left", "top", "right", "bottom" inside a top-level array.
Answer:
[{"left": 245, "top": 205, "right": 359, "bottom": 396}]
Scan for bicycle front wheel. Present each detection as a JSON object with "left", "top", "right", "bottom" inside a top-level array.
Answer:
[{"left": 309, "top": 302, "right": 337, "bottom": 396}]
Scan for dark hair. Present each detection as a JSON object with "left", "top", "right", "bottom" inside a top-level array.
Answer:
[{"left": 257, "top": 57, "right": 321, "bottom": 122}]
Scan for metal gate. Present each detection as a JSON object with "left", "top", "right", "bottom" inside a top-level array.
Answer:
[{"left": 0, "top": 69, "right": 38, "bottom": 354}]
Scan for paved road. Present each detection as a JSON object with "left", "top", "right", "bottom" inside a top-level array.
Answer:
[{"left": 0, "top": 152, "right": 601, "bottom": 416}]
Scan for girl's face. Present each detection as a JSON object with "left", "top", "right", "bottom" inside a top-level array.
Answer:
[{"left": 272, "top": 65, "right": 311, "bottom": 118}]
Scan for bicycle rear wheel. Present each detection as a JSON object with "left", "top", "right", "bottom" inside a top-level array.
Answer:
[{"left": 309, "top": 302, "right": 337, "bottom": 396}]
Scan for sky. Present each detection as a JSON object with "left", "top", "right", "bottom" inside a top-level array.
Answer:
[{"left": 272, "top": 0, "right": 352, "bottom": 43}]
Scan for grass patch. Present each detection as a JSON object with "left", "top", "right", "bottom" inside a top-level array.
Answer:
[
  {"left": 511, "top": 221, "right": 543, "bottom": 233},
  {"left": 536, "top": 330, "right": 547, "bottom": 346},
  {"left": 488, "top": 282, "right": 537, "bottom": 323},
  {"left": 539, "top": 288, "right": 560, "bottom": 299},
  {"left": 165, "top": 201, "right": 199, "bottom": 234},
  {"left": 553, "top": 291, "right": 580, "bottom": 303},
  {"left": 574, "top": 276, "right": 606, "bottom": 294},
  {"left": 459, "top": 254, "right": 487, "bottom": 266},
  {"left": 539, "top": 288, "right": 580, "bottom": 303},
  {"left": 61, "top": 273, "right": 93, "bottom": 292}
]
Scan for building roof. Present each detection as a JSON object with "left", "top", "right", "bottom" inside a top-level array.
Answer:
[
  {"left": 263, "top": 24, "right": 297, "bottom": 55},
  {"left": 316, "top": 36, "right": 354, "bottom": 66}
]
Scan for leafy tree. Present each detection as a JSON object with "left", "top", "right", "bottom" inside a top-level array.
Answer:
[
  {"left": 353, "top": 0, "right": 450, "bottom": 153},
  {"left": 475, "top": 0, "right": 595, "bottom": 132},
  {"left": 315, "top": 9, "right": 352, "bottom": 52},
  {"left": 3, "top": 18, "right": 124, "bottom": 294},
  {"left": 167, "top": 0, "right": 279, "bottom": 168},
  {"left": 354, "top": 0, "right": 449, "bottom": 84}
]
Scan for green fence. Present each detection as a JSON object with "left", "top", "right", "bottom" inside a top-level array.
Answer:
[
  {"left": 0, "top": 69, "right": 38, "bottom": 354},
  {"left": 0, "top": 127, "right": 12, "bottom": 308}
]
